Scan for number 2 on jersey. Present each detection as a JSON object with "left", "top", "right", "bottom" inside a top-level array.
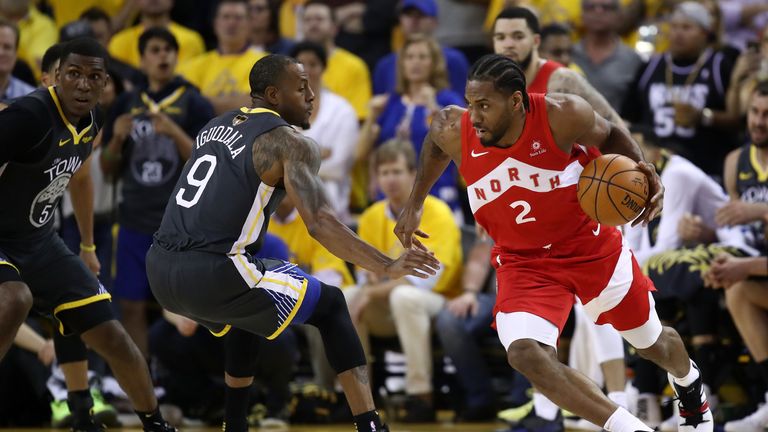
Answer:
[
  {"left": 510, "top": 200, "right": 536, "bottom": 224},
  {"left": 175, "top": 154, "right": 217, "bottom": 208}
]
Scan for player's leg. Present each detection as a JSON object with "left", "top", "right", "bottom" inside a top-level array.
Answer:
[
  {"left": 0, "top": 258, "right": 33, "bottom": 360},
  {"left": 222, "top": 327, "right": 258, "bottom": 432},
  {"left": 52, "top": 330, "right": 101, "bottom": 431}
]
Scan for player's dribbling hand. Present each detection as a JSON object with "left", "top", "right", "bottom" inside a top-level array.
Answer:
[
  {"left": 80, "top": 250, "right": 100, "bottom": 276},
  {"left": 632, "top": 161, "right": 664, "bottom": 227},
  {"left": 385, "top": 247, "right": 440, "bottom": 280}
]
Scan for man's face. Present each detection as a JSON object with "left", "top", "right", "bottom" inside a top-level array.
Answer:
[
  {"left": 376, "top": 154, "right": 416, "bottom": 203},
  {"left": 248, "top": 0, "right": 270, "bottom": 32},
  {"left": 88, "top": 18, "right": 111, "bottom": 48},
  {"left": 539, "top": 34, "right": 573, "bottom": 66},
  {"left": 581, "top": 0, "right": 619, "bottom": 33},
  {"left": 465, "top": 79, "right": 518, "bottom": 147},
  {"left": 215, "top": 2, "right": 250, "bottom": 46},
  {"left": 302, "top": 4, "right": 334, "bottom": 45},
  {"left": 0, "top": 26, "right": 17, "bottom": 75},
  {"left": 399, "top": 8, "right": 436, "bottom": 37},
  {"left": 40, "top": 59, "right": 59, "bottom": 87},
  {"left": 56, "top": 53, "right": 108, "bottom": 119},
  {"left": 493, "top": 18, "right": 538, "bottom": 69},
  {"left": 669, "top": 16, "right": 707, "bottom": 58},
  {"left": 295, "top": 50, "right": 324, "bottom": 92},
  {"left": 140, "top": 38, "right": 177, "bottom": 83},
  {"left": 748, "top": 93, "right": 768, "bottom": 148},
  {"left": 138, "top": 0, "right": 173, "bottom": 15},
  {"left": 275, "top": 62, "right": 314, "bottom": 129}
]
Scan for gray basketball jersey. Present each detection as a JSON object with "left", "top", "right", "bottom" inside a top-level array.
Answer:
[
  {"left": 154, "top": 108, "right": 288, "bottom": 255},
  {"left": 735, "top": 143, "right": 768, "bottom": 254},
  {"left": 0, "top": 87, "right": 98, "bottom": 241}
]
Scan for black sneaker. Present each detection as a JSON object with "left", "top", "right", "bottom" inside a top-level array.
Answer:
[
  {"left": 668, "top": 365, "right": 713, "bottom": 432},
  {"left": 143, "top": 420, "right": 178, "bottom": 432},
  {"left": 507, "top": 409, "right": 564, "bottom": 432},
  {"left": 398, "top": 396, "right": 436, "bottom": 423}
]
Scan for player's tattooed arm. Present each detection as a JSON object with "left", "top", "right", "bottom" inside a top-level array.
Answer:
[{"left": 547, "top": 67, "right": 625, "bottom": 127}]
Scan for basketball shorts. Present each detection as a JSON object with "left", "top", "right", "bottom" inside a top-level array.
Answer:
[
  {"left": 114, "top": 226, "right": 154, "bottom": 301},
  {"left": 493, "top": 229, "right": 661, "bottom": 351},
  {"left": 146, "top": 244, "right": 321, "bottom": 340},
  {"left": 0, "top": 234, "right": 113, "bottom": 335}
]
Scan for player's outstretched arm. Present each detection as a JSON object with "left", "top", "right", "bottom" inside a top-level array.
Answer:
[
  {"left": 395, "top": 106, "right": 462, "bottom": 248},
  {"left": 264, "top": 127, "right": 440, "bottom": 279},
  {"left": 551, "top": 94, "right": 663, "bottom": 227}
]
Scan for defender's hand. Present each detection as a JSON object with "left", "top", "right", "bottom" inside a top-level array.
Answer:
[
  {"left": 384, "top": 247, "right": 440, "bottom": 280},
  {"left": 632, "top": 161, "right": 664, "bottom": 227}
]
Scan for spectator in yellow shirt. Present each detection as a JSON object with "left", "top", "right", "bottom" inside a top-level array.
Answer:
[
  {"left": 178, "top": 0, "right": 266, "bottom": 114},
  {"left": 345, "top": 139, "right": 462, "bottom": 423},
  {"left": 108, "top": 0, "right": 205, "bottom": 68},
  {"left": 0, "top": 0, "right": 57, "bottom": 78},
  {"left": 301, "top": 1, "right": 371, "bottom": 120}
]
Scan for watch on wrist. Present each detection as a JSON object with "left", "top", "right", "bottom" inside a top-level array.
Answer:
[{"left": 701, "top": 108, "right": 714, "bottom": 126}]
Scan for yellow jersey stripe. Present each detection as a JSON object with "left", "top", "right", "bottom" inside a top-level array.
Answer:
[
  {"left": 53, "top": 293, "right": 112, "bottom": 334},
  {"left": 240, "top": 107, "right": 281, "bottom": 116},
  {"left": 210, "top": 324, "right": 232, "bottom": 337},
  {"left": 0, "top": 260, "right": 20, "bottom": 274},
  {"left": 266, "top": 278, "right": 307, "bottom": 340},
  {"left": 47, "top": 86, "right": 94, "bottom": 145},
  {"left": 749, "top": 145, "right": 768, "bottom": 182}
]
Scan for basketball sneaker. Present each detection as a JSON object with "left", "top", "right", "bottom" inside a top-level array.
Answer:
[
  {"left": 51, "top": 399, "right": 72, "bottom": 428},
  {"left": 142, "top": 420, "right": 177, "bottom": 432},
  {"left": 498, "top": 400, "right": 534, "bottom": 425},
  {"left": 667, "top": 365, "right": 713, "bottom": 432},
  {"left": 90, "top": 388, "right": 119, "bottom": 427}
]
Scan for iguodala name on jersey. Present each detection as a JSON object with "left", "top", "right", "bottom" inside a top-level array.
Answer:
[{"left": 196, "top": 124, "right": 246, "bottom": 159}]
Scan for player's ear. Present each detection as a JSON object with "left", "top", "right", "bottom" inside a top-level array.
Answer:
[
  {"left": 509, "top": 91, "right": 523, "bottom": 112},
  {"left": 264, "top": 85, "right": 280, "bottom": 106}
]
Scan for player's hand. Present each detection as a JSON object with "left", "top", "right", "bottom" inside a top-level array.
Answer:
[
  {"left": 632, "top": 161, "right": 663, "bottom": 227},
  {"left": 112, "top": 113, "right": 133, "bottom": 140},
  {"left": 37, "top": 339, "right": 55, "bottom": 366},
  {"left": 394, "top": 204, "right": 428, "bottom": 249},
  {"left": 446, "top": 292, "right": 479, "bottom": 319},
  {"left": 80, "top": 250, "right": 100, "bottom": 276},
  {"left": 716, "top": 201, "right": 766, "bottom": 226},
  {"left": 385, "top": 247, "right": 440, "bottom": 280},
  {"left": 709, "top": 253, "right": 751, "bottom": 288}
]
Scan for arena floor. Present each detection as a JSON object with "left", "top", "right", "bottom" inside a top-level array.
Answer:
[{"left": 4, "top": 425, "right": 502, "bottom": 431}]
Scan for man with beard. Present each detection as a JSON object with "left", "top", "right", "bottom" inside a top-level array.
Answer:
[
  {"left": 492, "top": 7, "right": 623, "bottom": 126},
  {"left": 705, "top": 81, "right": 768, "bottom": 432}
]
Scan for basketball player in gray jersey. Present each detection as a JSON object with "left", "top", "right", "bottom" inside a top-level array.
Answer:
[
  {"left": 0, "top": 38, "right": 175, "bottom": 432},
  {"left": 147, "top": 54, "right": 440, "bottom": 432}
]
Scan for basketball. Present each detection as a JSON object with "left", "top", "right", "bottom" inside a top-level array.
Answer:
[{"left": 577, "top": 154, "right": 649, "bottom": 226}]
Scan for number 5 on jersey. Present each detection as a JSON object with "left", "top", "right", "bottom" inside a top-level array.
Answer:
[{"left": 176, "top": 154, "right": 217, "bottom": 208}]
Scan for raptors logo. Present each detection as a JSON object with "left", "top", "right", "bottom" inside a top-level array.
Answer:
[{"left": 29, "top": 173, "right": 71, "bottom": 227}]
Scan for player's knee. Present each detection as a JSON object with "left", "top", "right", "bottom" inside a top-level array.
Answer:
[
  {"left": 309, "top": 283, "right": 348, "bottom": 325},
  {"left": 506, "top": 339, "right": 554, "bottom": 376},
  {"left": 1, "top": 281, "right": 33, "bottom": 316},
  {"left": 82, "top": 320, "right": 135, "bottom": 356},
  {"left": 637, "top": 326, "right": 679, "bottom": 361}
]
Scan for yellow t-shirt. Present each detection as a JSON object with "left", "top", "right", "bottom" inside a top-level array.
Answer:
[
  {"left": 357, "top": 196, "right": 462, "bottom": 298},
  {"left": 278, "top": 0, "right": 305, "bottom": 39},
  {"left": 268, "top": 212, "right": 355, "bottom": 287},
  {"left": 17, "top": 7, "right": 58, "bottom": 78},
  {"left": 324, "top": 48, "right": 371, "bottom": 120},
  {"left": 47, "top": 0, "right": 124, "bottom": 28},
  {"left": 108, "top": 21, "right": 205, "bottom": 68},
  {"left": 178, "top": 48, "right": 267, "bottom": 98}
]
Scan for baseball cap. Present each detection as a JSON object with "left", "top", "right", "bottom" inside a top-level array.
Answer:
[
  {"left": 671, "top": 1, "right": 712, "bottom": 32},
  {"left": 401, "top": 0, "right": 438, "bottom": 18}
]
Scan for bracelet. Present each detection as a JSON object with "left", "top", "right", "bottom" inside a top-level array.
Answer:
[{"left": 80, "top": 243, "right": 96, "bottom": 252}]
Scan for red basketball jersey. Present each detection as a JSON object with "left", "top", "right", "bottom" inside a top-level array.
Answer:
[
  {"left": 527, "top": 60, "right": 563, "bottom": 94},
  {"left": 459, "top": 93, "right": 609, "bottom": 253}
]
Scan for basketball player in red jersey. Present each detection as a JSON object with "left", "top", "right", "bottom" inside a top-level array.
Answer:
[
  {"left": 395, "top": 54, "right": 713, "bottom": 432},
  {"left": 493, "top": 7, "right": 623, "bottom": 126}
]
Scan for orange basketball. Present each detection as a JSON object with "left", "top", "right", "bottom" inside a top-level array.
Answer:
[{"left": 577, "top": 154, "right": 649, "bottom": 226}]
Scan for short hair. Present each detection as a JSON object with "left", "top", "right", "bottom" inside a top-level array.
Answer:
[
  {"left": 217, "top": 0, "right": 248, "bottom": 14},
  {"left": 41, "top": 42, "right": 65, "bottom": 74},
  {"left": 372, "top": 139, "right": 417, "bottom": 172},
  {"left": 79, "top": 6, "right": 111, "bottom": 23},
  {"left": 289, "top": 41, "right": 327, "bottom": 69},
  {"left": 468, "top": 54, "right": 530, "bottom": 110},
  {"left": 59, "top": 37, "right": 109, "bottom": 68},
  {"left": 138, "top": 27, "right": 179, "bottom": 56},
  {"left": 396, "top": 34, "right": 449, "bottom": 94},
  {"left": 249, "top": 54, "right": 300, "bottom": 97},
  {"left": 754, "top": 80, "right": 768, "bottom": 97},
  {"left": 304, "top": 0, "right": 335, "bottom": 23},
  {"left": 540, "top": 23, "right": 570, "bottom": 41},
  {"left": 0, "top": 18, "right": 19, "bottom": 50},
  {"left": 494, "top": 7, "right": 540, "bottom": 34}
]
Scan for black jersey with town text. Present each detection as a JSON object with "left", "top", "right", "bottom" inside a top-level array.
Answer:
[
  {"left": 153, "top": 108, "right": 288, "bottom": 255},
  {"left": 0, "top": 87, "right": 99, "bottom": 241},
  {"left": 735, "top": 143, "right": 768, "bottom": 255},
  {"left": 628, "top": 49, "right": 736, "bottom": 176}
]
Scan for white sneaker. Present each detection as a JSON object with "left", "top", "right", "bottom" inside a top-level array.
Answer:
[
  {"left": 667, "top": 366, "right": 714, "bottom": 432},
  {"left": 724, "top": 402, "right": 768, "bottom": 432},
  {"left": 635, "top": 393, "right": 662, "bottom": 428}
]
